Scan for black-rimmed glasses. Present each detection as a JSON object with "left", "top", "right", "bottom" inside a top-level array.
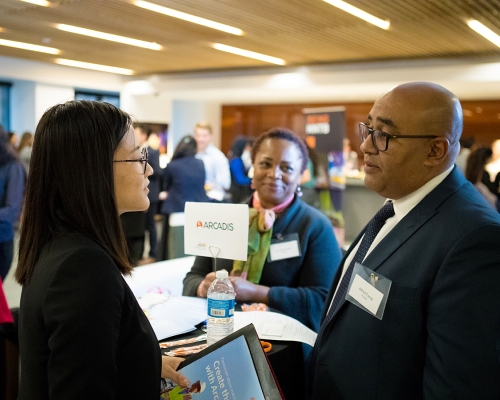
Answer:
[
  {"left": 113, "top": 147, "right": 148, "bottom": 174},
  {"left": 359, "top": 122, "right": 439, "bottom": 152}
]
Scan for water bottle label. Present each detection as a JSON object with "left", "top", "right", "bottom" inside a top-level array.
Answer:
[{"left": 208, "top": 298, "right": 235, "bottom": 318}]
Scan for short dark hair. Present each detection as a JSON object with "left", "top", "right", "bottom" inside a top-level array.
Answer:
[
  {"left": 251, "top": 127, "right": 308, "bottom": 173},
  {"left": 460, "top": 136, "right": 476, "bottom": 150},
  {"left": 134, "top": 123, "right": 152, "bottom": 139},
  {"left": 16, "top": 100, "right": 133, "bottom": 285},
  {"left": 230, "top": 137, "right": 249, "bottom": 159},
  {"left": 172, "top": 135, "right": 197, "bottom": 160},
  {"left": 465, "top": 147, "right": 492, "bottom": 184}
]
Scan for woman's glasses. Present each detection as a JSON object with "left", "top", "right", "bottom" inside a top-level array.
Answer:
[{"left": 113, "top": 147, "right": 148, "bottom": 174}]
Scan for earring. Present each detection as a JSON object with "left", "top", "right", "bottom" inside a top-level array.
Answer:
[{"left": 296, "top": 186, "right": 303, "bottom": 197}]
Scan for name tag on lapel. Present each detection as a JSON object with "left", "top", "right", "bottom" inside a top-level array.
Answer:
[
  {"left": 267, "top": 233, "right": 301, "bottom": 262},
  {"left": 346, "top": 262, "right": 392, "bottom": 320}
]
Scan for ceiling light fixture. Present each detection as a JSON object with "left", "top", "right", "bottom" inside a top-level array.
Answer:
[
  {"left": 135, "top": 1, "right": 243, "bottom": 36},
  {"left": 0, "top": 38, "right": 59, "bottom": 54},
  {"left": 56, "top": 24, "right": 162, "bottom": 50},
  {"left": 212, "top": 43, "right": 285, "bottom": 65},
  {"left": 323, "top": 0, "right": 390, "bottom": 30},
  {"left": 55, "top": 58, "right": 134, "bottom": 75},
  {"left": 20, "top": 0, "right": 51, "bottom": 6},
  {"left": 467, "top": 20, "right": 500, "bottom": 48}
]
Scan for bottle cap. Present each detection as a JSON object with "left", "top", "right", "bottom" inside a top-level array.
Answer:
[{"left": 215, "top": 270, "right": 228, "bottom": 279}]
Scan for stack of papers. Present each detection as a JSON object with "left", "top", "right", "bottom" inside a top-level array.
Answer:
[{"left": 137, "top": 293, "right": 207, "bottom": 340}]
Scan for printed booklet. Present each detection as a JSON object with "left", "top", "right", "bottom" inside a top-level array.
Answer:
[{"left": 160, "top": 324, "right": 283, "bottom": 400}]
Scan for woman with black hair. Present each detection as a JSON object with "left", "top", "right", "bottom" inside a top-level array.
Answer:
[
  {"left": 0, "top": 126, "right": 25, "bottom": 280},
  {"left": 158, "top": 135, "right": 209, "bottom": 260},
  {"left": 15, "top": 101, "right": 188, "bottom": 399}
]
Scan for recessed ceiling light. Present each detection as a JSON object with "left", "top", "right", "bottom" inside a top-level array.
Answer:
[
  {"left": 56, "top": 24, "right": 162, "bottom": 50},
  {"left": 212, "top": 43, "right": 285, "bottom": 65},
  {"left": 135, "top": 1, "right": 243, "bottom": 36},
  {"left": 467, "top": 20, "right": 500, "bottom": 48},
  {"left": 20, "top": 0, "right": 51, "bottom": 6},
  {"left": 0, "top": 38, "right": 59, "bottom": 54},
  {"left": 55, "top": 58, "right": 134, "bottom": 75},
  {"left": 323, "top": 0, "right": 390, "bottom": 30}
]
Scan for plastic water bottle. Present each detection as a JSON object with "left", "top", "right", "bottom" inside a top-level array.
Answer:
[{"left": 206, "top": 270, "right": 235, "bottom": 346}]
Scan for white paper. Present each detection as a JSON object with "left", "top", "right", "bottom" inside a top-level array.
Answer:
[
  {"left": 269, "top": 240, "right": 300, "bottom": 261},
  {"left": 184, "top": 202, "right": 249, "bottom": 261},
  {"left": 125, "top": 256, "right": 195, "bottom": 298},
  {"left": 138, "top": 294, "right": 208, "bottom": 340},
  {"left": 234, "top": 311, "right": 317, "bottom": 347},
  {"left": 347, "top": 274, "right": 384, "bottom": 315},
  {"left": 262, "top": 322, "right": 285, "bottom": 337}
]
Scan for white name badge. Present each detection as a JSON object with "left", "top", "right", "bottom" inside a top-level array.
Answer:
[
  {"left": 346, "top": 262, "right": 392, "bottom": 320},
  {"left": 184, "top": 202, "right": 249, "bottom": 261},
  {"left": 348, "top": 275, "right": 384, "bottom": 315},
  {"left": 268, "top": 233, "right": 301, "bottom": 262}
]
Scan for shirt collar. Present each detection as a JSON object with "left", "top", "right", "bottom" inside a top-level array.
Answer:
[{"left": 387, "top": 166, "right": 454, "bottom": 221}]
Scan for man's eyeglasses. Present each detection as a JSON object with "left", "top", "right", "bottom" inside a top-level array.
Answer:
[
  {"left": 113, "top": 147, "right": 148, "bottom": 174},
  {"left": 359, "top": 122, "right": 439, "bottom": 152}
]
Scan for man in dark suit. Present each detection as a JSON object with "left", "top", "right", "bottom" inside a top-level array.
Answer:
[
  {"left": 135, "top": 124, "right": 162, "bottom": 265},
  {"left": 309, "top": 82, "right": 500, "bottom": 399}
]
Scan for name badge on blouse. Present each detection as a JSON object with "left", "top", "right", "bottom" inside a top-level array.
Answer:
[
  {"left": 267, "top": 233, "right": 301, "bottom": 262},
  {"left": 345, "top": 263, "right": 392, "bottom": 320}
]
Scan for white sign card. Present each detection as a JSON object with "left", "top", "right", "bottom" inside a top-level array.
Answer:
[{"left": 184, "top": 202, "right": 249, "bottom": 261}]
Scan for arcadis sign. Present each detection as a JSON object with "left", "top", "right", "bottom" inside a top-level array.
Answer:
[{"left": 184, "top": 202, "right": 249, "bottom": 261}]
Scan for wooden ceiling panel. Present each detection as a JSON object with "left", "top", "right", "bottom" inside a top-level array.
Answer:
[{"left": 0, "top": 0, "right": 499, "bottom": 75}]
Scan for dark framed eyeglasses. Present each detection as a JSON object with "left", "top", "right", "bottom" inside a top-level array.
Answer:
[
  {"left": 113, "top": 147, "right": 148, "bottom": 174},
  {"left": 359, "top": 122, "right": 439, "bottom": 152}
]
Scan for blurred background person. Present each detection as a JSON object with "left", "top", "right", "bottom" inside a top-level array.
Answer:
[
  {"left": 158, "top": 136, "right": 209, "bottom": 261},
  {"left": 485, "top": 139, "right": 500, "bottom": 192},
  {"left": 0, "top": 126, "right": 25, "bottom": 280},
  {"left": 455, "top": 136, "right": 476, "bottom": 173},
  {"left": 194, "top": 122, "right": 230, "bottom": 202},
  {"left": 135, "top": 124, "right": 163, "bottom": 265},
  {"left": 228, "top": 137, "right": 253, "bottom": 203},
  {"left": 7, "top": 132, "right": 17, "bottom": 148},
  {"left": 465, "top": 147, "right": 500, "bottom": 211},
  {"left": 342, "top": 138, "right": 359, "bottom": 177},
  {"left": 15, "top": 101, "right": 187, "bottom": 398},
  {"left": 17, "top": 131, "right": 34, "bottom": 173},
  {"left": 300, "top": 142, "right": 320, "bottom": 208},
  {"left": 183, "top": 127, "right": 342, "bottom": 332}
]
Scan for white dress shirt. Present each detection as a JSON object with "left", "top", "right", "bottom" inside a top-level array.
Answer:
[{"left": 196, "top": 144, "right": 231, "bottom": 201}]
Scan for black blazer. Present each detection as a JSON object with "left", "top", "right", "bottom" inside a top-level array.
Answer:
[
  {"left": 161, "top": 156, "right": 209, "bottom": 215},
  {"left": 18, "top": 233, "right": 161, "bottom": 399},
  {"left": 311, "top": 167, "right": 500, "bottom": 399}
]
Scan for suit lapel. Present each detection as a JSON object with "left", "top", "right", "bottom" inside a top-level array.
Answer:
[
  {"left": 321, "top": 167, "right": 466, "bottom": 324},
  {"left": 364, "top": 167, "right": 465, "bottom": 271}
]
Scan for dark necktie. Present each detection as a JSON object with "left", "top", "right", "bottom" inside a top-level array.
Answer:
[{"left": 309, "top": 202, "right": 395, "bottom": 382}]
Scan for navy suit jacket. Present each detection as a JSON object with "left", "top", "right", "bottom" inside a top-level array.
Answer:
[
  {"left": 161, "top": 156, "right": 209, "bottom": 215},
  {"left": 311, "top": 167, "right": 500, "bottom": 400}
]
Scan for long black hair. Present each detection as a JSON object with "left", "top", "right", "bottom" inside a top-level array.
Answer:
[{"left": 16, "top": 100, "right": 133, "bottom": 284}]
